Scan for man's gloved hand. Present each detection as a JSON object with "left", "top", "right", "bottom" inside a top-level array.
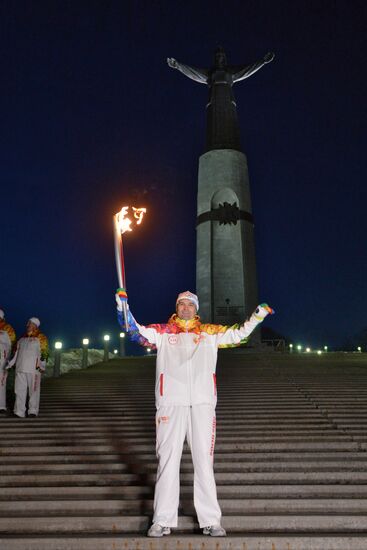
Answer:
[
  {"left": 253, "top": 303, "right": 275, "bottom": 321},
  {"left": 37, "top": 360, "right": 46, "bottom": 373},
  {"left": 115, "top": 288, "right": 128, "bottom": 312}
]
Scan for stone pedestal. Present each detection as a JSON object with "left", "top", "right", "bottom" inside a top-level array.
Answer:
[{"left": 196, "top": 149, "right": 258, "bottom": 326}]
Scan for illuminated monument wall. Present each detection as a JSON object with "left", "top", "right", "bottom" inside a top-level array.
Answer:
[{"left": 168, "top": 48, "right": 274, "bottom": 324}]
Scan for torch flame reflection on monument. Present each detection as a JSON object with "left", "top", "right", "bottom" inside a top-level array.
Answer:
[{"left": 114, "top": 206, "right": 147, "bottom": 331}]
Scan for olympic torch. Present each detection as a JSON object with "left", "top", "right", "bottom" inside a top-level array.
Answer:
[{"left": 113, "top": 206, "right": 146, "bottom": 331}]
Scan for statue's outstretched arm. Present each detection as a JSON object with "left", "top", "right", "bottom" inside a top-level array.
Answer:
[
  {"left": 167, "top": 58, "right": 208, "bottom": 84},
  {"left": 232, "top": 52, "right": 275, "bottom": 83}
]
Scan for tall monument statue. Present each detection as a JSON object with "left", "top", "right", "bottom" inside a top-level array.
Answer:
[
  {"left": 168, "top": 48, "right": 274, "bottom": 151},
  {"left": 168, "top": 48, "right": 274, "bottom": 326}
]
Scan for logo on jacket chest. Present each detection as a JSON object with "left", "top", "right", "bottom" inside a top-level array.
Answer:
[
  {"left": 168, "top": 333, "right": 206, "bottom": 345},
  {"left": 168, "top": 335, "right": 179, "bottom": 345},
  {"left": 193, "top": 333, "right": 206, "bottom": 344}
]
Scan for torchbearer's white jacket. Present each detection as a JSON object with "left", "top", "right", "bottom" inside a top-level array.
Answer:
[
  {"left": 9, "top": 332, "right": 49, "bottom": 373},
  {"left": 0, "top": 321, "right": 16, "bottom": 368},
  {"left": 0, "top": 332, "right": 12, "bottom": 368},
  {"left": 130, "top": 311, "right": 263, "bottom": 409}
]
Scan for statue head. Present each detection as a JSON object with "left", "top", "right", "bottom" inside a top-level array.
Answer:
[{"left": 214, "top": 47, "right": 227, "bottom": 68}]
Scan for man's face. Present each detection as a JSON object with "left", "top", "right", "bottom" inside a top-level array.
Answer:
[
  {"left": 26, "top": 321, "right": 37, "bottom": 335},
  {"left": 176, "top": 299, "right": 197, "bottom": 321}
]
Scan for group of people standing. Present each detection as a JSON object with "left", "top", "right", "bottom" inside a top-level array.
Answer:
[{"left": 0, "top": 309, "right": 48, "bottom": 418}]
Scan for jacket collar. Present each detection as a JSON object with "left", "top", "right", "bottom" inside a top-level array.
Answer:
[{"left": 168, "top": 314, "right": 201, "bottom": 333}]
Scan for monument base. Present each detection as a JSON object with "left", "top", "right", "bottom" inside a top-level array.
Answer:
[{"left": 196, "top": 149, "right": 259, "bottom": 333}]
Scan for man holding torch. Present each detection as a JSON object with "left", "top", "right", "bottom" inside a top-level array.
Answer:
[{"left": 115, "top": 288, "right": 274, "bottom": 537}]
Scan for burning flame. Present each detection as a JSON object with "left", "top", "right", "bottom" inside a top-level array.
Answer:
[
  {"left": 115, "top": 206, "right": 146, "bottom": 234},
  {"left": 133, "top": 207, "right": 147, "bottom": 225}
]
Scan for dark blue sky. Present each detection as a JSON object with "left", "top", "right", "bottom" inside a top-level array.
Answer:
[{"left": 1, "top": 0, "right": 366, "bottom": 349}]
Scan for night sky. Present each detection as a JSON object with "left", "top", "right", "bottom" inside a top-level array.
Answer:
[{"left": 1, "top": 1, "right": 366, "bottom": 350}]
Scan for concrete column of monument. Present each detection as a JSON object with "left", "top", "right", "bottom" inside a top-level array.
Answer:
[{"left": 168, "top": 48, "right": 274, "bottom": 326}]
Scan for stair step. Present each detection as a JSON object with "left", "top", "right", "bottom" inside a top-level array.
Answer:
[
  {"left": 2, "top": 471, "right": 367, "bottom": 487},
  {"left": 3, "top": 484, "right": 367, "bottom": 500},
  {"left": 2, "top": 461, "right": 367, "bottom": 474},
  {"left": 1, "top": 515, "right": 367, "bottom": 534},
  {"left": 0, "top": 426, "right": 345, "bottom": 435},
  {"left": 2, "top": 498, "right": 367, "bottom": 516},
  {"left": 2, "top": 535, "right": 367, "bottom": 550},
  {"left": 0, "top": 441, "right": 361, "bottom": 454},
  {"left": 0, "top": 435, "right": 356, "bottom": 445},
  {"left": 0, "top": 451, "right": 365, "bottom": 463}
]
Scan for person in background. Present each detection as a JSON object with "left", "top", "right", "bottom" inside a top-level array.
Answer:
[
  {"left": 7, "top": 317, "right": 49, "bottom": 418},
  {"left": 0, "top": 309, "right": 16, "bottom": 414}
]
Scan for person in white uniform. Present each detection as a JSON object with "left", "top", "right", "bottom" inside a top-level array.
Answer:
[
  {"left": 116, "top": 289, "right": 274, "bottom": 537},
  {"left": 0, "top": 309, "right": 16, "bottom": 413},
  {"left": 7, "top": 317, "right": 49, "bottom": 418}
]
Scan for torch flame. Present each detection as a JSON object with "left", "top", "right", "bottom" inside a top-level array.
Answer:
[
  {"left": 115, "top": 206, "right": 147, "bottom": 234},
  {"left": 115, "top": 206, "right": 132, "bottom": 234},
  {"left": 133, "top": 207, "right": 147, "bottom": 225}
]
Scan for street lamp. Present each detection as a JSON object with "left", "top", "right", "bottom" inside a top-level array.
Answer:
[
  {"left": 82, "top": 338, "right": 89, "bottom": 369},
  {"left": 297, "top": 345, "right": 302, "bottom": 352},
  {"left": 289, "top": 344, "right": 293, "bottom": 354},
  {"left": 103, "top": 334, "right": 110, "bottom": 361},
  {"left": 53, "top": 341, "right": 62, "bottom": 377},
  {"left": 306, "top": 347, "right": 311, "bottom": 353},
  {"left": 357, "top": 346, "right": 362, "bottom": 353},
  {"left": 324, "top": 346, "right": 328, "bottom": 352},
  {"left": 119, "top": 332, "right": 126, "bottom": 357}
]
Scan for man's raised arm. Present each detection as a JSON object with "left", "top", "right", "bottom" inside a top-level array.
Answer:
[
  {"left": 217, "top": 303, "right": 274, "bottom": 346},
  {"left": 115, "top": 289, "right": 159, "bottom": 346}
]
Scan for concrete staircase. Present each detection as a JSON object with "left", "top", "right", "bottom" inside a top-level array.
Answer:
[{"left": 1, "top": 353, "right": 367, "bottom": 549}]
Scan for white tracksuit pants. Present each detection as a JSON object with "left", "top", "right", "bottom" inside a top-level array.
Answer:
[
  {"left": 153, "top": 404, "right": 221, "bottom": 528},
  {"left": 14, "top": 372, "right": 41, "bottom": 417},
  {"left": 0, "top": 365, "right": 7, "bottom": 410}
]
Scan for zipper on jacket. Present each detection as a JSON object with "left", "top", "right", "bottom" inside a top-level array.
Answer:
[
  {"left": 185, "top": 321, "right": 192, "bottom": 405},
  {"left": 159, "top": 373, "right": 164, "bottom": 396}
]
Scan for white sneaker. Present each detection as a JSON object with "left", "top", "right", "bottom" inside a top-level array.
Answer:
[
  {"left": 203, "top": 525, "right": 226, "bottom": 537},
  {"left": 147, "top": 523, "right": 171, "bottom": 537}
]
